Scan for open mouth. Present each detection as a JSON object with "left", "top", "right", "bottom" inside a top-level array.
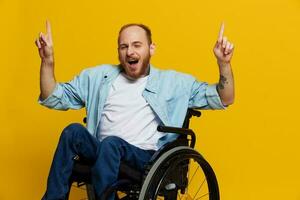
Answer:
[{"left": 127, "top": 59, "right": 139, "bottom": 68}]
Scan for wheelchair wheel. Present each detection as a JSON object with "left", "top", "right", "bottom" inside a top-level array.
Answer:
[{"left": 138, "top": 146, "right": 219, "bottom": 200}]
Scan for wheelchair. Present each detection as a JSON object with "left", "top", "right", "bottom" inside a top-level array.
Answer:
[{"left": 68, "top": 109, "right": 220, "bottom": 200}]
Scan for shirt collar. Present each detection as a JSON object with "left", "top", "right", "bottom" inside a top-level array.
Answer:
[{"left": 145, "top": 64, "right": 159, "bottom": 94}]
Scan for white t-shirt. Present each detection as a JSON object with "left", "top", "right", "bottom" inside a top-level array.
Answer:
[{"left": 99, "top": 72, "right": 164, "bottom": 150}]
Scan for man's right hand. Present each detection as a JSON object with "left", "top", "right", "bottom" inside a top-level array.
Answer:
[
  {"left": 35, "top": 20, "right": 54, "bottom": 62},
  {"left": 36, "top": 20, "right": 56, "bottom": 100}
]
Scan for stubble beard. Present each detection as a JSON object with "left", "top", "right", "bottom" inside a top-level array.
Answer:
[{"left": 120, "top": 52, "right": 151, "bottom": 79}]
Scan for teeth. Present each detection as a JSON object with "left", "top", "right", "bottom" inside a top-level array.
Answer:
[
  {"left": 128, "top": 60, "right": 139, "bottom": 64},
  {"left": 127, "top": 57, "right": 138, "bottom": 61}
]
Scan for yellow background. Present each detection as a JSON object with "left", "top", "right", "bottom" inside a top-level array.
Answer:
[{"left": 1, "top": 0, "right": 300, "bottom": 199}]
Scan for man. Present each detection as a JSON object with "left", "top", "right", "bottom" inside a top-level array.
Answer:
[{"left": 35, "top": 21, "right": 234, "bottom": 200}]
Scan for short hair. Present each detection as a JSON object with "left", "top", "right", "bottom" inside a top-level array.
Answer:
[{"left": 118, "top": 23, "right": 152, "bottom": 45}]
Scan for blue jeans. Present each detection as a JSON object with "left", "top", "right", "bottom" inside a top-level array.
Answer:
[{"left": 41, "top": 123, "right": 155, "bottom": 200}]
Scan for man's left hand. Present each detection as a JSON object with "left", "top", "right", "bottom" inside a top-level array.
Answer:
[{"left": 213, "top": 22, "right": 234, "bottom": 65}]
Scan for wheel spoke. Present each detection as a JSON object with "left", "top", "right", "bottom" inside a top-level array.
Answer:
[
  {"left": 193, "top": 177, "right": 207, "bottom": 199},
  {"left": 178, "top": 193, "right": 193, "bottom": 200},
  {"left": 195, "top": 192, "right": 209, "bottom": 200},
  {"left": 188, "top": 165, "right": 200, "bottom": 185}
]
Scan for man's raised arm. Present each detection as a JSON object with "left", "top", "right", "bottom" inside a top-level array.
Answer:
[
  {"left": 35, "top": 20, "right": 56, "bottom": 100},
  {"left": 213, "top": 22, "right": 235, "bottom": 106}
]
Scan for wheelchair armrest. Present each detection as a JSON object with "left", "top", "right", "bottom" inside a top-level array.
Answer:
[{"left": 157, "top": 125, "right": 196, "bottom": 148}]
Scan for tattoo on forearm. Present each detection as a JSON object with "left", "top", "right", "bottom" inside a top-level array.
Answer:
[{"left": 218, "top": 75, "right": 228, "bottom": 90}]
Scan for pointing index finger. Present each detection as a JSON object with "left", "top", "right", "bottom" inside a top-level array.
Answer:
[
  {"left": 218, "top": 22, "right": 225, "bottom": 43},
  {"left": 46, "top": 20, "right": 52, "bottom": 36}
]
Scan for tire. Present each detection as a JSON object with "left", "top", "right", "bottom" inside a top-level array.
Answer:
[{"left": 138, "top": 146, "right": 219, "bottom": 200}]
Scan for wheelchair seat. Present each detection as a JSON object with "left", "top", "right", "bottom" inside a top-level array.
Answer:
[{"left": 68, "top": 108, "right": 220, "bottom": 200}]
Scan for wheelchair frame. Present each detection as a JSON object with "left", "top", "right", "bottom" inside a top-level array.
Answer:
[{"left": 67, "top": 109, "right": 220, "bottom": 200}]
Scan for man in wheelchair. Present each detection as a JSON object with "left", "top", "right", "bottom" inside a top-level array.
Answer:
[{"left": 36, "top": 21, "right": 234, "bottom": 200}]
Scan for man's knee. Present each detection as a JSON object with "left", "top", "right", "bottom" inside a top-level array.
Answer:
[{"left": 60, "top": 123, "right": 85, "bottom": 141}]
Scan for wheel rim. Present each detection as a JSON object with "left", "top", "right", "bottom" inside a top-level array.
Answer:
[{"left": 144, "top": 152, "right": 219, "bottom": 200}]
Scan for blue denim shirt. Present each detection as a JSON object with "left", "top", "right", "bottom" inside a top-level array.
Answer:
[{"left": 39, "top": 64, "right": 225, "bottom": 148}]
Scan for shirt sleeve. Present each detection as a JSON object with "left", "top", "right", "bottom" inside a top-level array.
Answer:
[
  {"left": 38, "top": 71, "right": 87, "bottom": 110},
  {"left": 189, "top": 80, "right": 226, "bottom": 110}
]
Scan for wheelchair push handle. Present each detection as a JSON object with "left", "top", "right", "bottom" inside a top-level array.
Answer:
[{"left": 188, "top": 109, "right": 201, "bottom": 117}]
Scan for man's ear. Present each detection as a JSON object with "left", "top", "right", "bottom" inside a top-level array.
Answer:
[{"left": 150, "top": 43, "right": 156, "bottom": 56}]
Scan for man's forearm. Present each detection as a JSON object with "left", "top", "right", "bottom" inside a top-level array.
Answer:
[
  {"left": 217, "top": 62, "right": 235, "bottom": 106},
  {"left": 40, "top": 58, "right": 56, "bottom": 100}
]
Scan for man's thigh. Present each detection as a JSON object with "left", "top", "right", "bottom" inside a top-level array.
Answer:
[{"left": 99, "top": 136, "right": 155, "bottom": 171}]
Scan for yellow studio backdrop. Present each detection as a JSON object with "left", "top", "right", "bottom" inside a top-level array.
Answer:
[{"left": 0, "top": 0, "right": 300, "bottom": 199}]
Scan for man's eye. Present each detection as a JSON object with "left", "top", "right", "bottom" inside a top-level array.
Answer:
[
  {"left": 119, "top": 46, "right": 127, "bottom": 50},
  {"left": 134, "top": 44, "right": 141, "bottom": 48}
]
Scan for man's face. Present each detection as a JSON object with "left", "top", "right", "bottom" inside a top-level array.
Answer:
[{"left": 118, "top": 26, "right": 155, "bottom": 79}]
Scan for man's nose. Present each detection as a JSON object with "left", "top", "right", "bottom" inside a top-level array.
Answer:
[{"left": 126, "top": 46, "right": 134, "bottom": 56}]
